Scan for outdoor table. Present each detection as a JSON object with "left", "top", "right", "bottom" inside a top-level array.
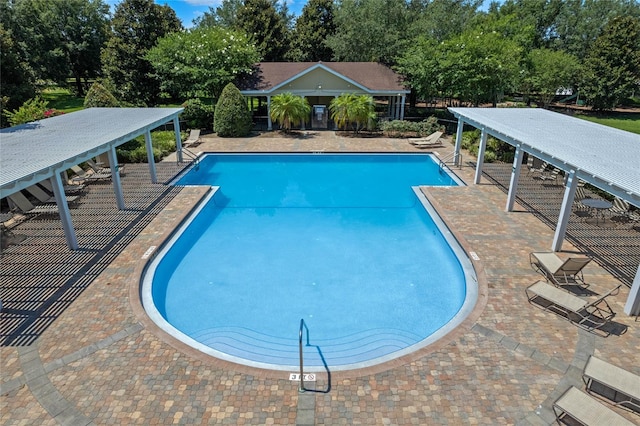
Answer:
[{"left": 580, "top": 198, "right": 612, "bottom": 225}]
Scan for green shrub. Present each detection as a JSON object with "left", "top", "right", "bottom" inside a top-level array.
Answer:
[
  {"left": 379, "top": 117, "right": 443, "bottom": 137},
  {"left": 2, "top": 97, "right": 63, "bottom": 126},
  {"left": 84, "top": 82, "right": 120, "bottom": 108},
  {"left": 455, "top": 129, "right": 515, "bottom": 163},
  {"left": 214, "top": 83, "right": 252, "bottom": 137},
  {"left": 181, "top": 98, "right": 214, "bottom": 130},
  {"left": 116, "top": 130, "right": 185, "bottom": 163}
]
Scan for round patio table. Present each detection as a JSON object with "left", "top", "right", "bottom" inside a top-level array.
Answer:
[{"left": 580, "top": 198, "right": 612, "bottom": 225}]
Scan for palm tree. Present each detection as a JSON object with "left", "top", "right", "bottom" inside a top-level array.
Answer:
[
  {"left": 329, "top": 93, "right": 376, "bottom": 133},
  {"left": 270, "top": 93, "right": 310, "bottom": 132}
]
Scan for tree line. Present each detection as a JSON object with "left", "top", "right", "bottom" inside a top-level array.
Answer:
[{"left": 1, "top": 0, "right": 639, "bottom": 127}]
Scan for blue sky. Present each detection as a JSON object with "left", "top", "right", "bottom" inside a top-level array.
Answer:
[{"left": 108, "top": 0, "right": 497, "bottom": 28}]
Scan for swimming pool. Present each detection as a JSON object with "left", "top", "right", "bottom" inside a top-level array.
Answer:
[{"left": 143, "top": 154, "right": 477, "bottom": 371}]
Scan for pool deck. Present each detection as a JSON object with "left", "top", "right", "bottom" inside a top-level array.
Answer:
[{"left": 1, "top": 130, "right": 639, "bottom": 425}]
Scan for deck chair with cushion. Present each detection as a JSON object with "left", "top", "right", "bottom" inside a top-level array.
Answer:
[
  {"left": 7, "top": 192, "right": 60, "bottom": 216},
  {"left": 183, "top": 129, "right": 201, "bottom": 147},
  {"left": 525, "top": 280, "right": 621, "bottom": 334},
  {"left": 529, "top": 251, "right": 592, "bottom": 289},
  {"left": 583, "top": 356, "right": 640, "bottom": 413},
  {"left": 408, "top": 131, "right": 444, "bottom": 148},
  {"left": 541, "top": 167, "right": 562, "bottom": 185},
  {"left": 86, "top": 159, "right": 124, "bottom": 175},
  {"left": 553, "top": 386, "right": 636, "bottom": 426},
  {"left": 24, "top": 184, "right": 79, "bottom": 205}
]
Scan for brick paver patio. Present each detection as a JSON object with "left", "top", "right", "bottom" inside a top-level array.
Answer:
[{"left": 1, "top": 131, "right": 638, "bottom": 425}]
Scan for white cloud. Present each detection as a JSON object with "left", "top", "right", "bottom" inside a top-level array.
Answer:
[{"left": 183, "top": 0, "right": 221, "bottom": 6}]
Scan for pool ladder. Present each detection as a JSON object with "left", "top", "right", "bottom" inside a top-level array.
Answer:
[
  {"left": 299, "top": 318, "right": 308, "bottom": 393},
  {"left": 438, "top": 151, "right": 462, "bottom": 174},
  {"left": 179, "top": 147, "right": 200, "bottom": 170}
]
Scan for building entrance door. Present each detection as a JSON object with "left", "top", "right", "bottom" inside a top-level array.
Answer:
[{"left": 312, "top": 105, "right": 328, "bottom": 129}]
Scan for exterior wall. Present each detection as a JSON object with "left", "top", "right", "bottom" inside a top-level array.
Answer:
[{"left": 272, "top": 68, "right": 365, "bottom": 96}]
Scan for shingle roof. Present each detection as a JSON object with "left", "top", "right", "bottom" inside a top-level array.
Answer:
[{"left": 238, "top": 62, "right": 408, "bottom": 93}]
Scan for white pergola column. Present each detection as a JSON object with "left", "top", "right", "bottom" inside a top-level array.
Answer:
[
  {"left": 387, "top": 96, "right": 392, "bottom": 117},
  {"left": 505, "top": 145, "right": 524, "bottom": 212},
  {"left": 107, "top": 147, "right": 125, "bottom": 210},
  {"left": 625, "top": 264, "right": 640, "bottom": 316},
  {"left": 50, "top": 174, "right": 78, "bottom": 250},
  {"left": 551, "top": 170, "right": 578, "bottom": 251},
  {"left": 334, "top": 95, "right": 339, "bottom": 130},
  {"left": 454, "top": 118, "right": 464, "bottom": 166},
  {"left": 173, "top": 116, "right": 183, "bottom": 164},
  {"left": 395, "top": 95, "right": 401, "bottom": 119},
  {"left": 400, "top": 95, "right": 406, "bottom": 120},
  {"left": 473, "top": 129, "right": 488, "bottom": 184},
  {"left": 145, "top": 130, "right": 158, "bottom": 184},
  {"left": 267, "top": 96, "right": 272, "bottom": 131}
]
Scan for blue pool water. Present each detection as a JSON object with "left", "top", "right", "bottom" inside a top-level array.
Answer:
[{"left": 144, "top": 154, "right": 475, "bottom": 371}]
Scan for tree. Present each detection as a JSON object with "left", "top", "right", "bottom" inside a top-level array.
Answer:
[
  {"left": 101, "top": 0, "right": 182, "bottom": 106},
  {"left": 84, "top": 82, "right": 120, "bottom": 107},
  {"left": 329, "top": 93, "right": 376, "bottom": 133},
  {"left": 288, "top": 0, "right": 335, "bottom": 61},
  {"left": 409, "top": 0, "right": 482, "bottom": 43},
  {"left": 193, "top": 0, "right": 242, "bottom": 29},
  {"left": 326, "top": 0, "right": 411, "bottom": 64},
  {"left": 269, "top": 93, "right": 311, "bottom": 132},
  {"left": 0, "top": 23, "right": 36, "bottom": 127},
  {"left": 581, "top": 16, "right": 640, "bottom": 110},
  {"left": 214, "top": 83, "right": 252, "bottom": 137},
  {"left": 236, "top": 0, "right": 290, "bottom": 61},
  {"left": 522, "top": 48, "right": 580, "bottom": 108},
  {"left": 1, "top": 0, "right": 109, "bottom": 96},
  {"left": 146, "top": 27, "right": 259, "bottom": 100}
]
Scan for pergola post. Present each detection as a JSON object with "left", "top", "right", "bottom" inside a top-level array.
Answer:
[
  {"left": 145, "top": 130, "right": 158, "bottom": 184},
  {"left": 552, "top": 170, "right": 578, "bottom": 251},
  {"left": 108, "top": 147, "right": 125, "bottom": 210},
  {"left": 473, "top": 129, "right": 488, "bottom": 184},
  {"left": 505, "top": 145, "right": 524, "bottom": 212},
  {"left": 267, "top": 96, "right": 272, "bottom": 131},
  {"left": 50, "top": 174, "right": 78, "bottom": 250},
  {"left": 173, "top": 117, "right": 183, "bottom": 163},
  {"left": 454, "top": 118, "right": 464, "bottom": 166},
  {"left": 624, "top": 264, "right": 640, "bottom": 316},
  {"left": 400, "top": 95, "right": 406, "bottom": 120}
]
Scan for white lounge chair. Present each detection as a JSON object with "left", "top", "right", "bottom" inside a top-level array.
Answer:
[
  {"left": 583, "top": 356, "right": 640, "bottom": 413},
  {"left": 39, "top": 179, "right": 86, "bottom": 195},
  {"left": 553, "top": 386, "right": 635, "bottom": 426},
  {"left": 184, "top": 129, "right": 201, "bottom": 147},
  {"left": 529, "top": 251, "right": 592, "bottom": 288},
  {"left": 70, "top": 165, "right": 111, "bottom": 183},
  {"left": 408, "top": 131, "right": 444, "bottom": 148},
  {"left": 525, "top": 280, "right": 620, "bottom": 334}
]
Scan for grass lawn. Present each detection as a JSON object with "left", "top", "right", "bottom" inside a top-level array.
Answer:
[
  {"left": 576, "top": 112, "right": 640, "bottom": 135},
  {"left": 41, "top": 88, "right": 84, "bottom": 113}
]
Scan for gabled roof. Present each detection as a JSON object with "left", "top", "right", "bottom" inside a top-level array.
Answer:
[{"left": 238, "top": 62, "right": 408, "bottom": 94}]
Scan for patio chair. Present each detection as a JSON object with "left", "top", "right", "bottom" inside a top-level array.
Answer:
[
  {"left": 39, "top": 178, "right": 86, "bottom": 195},
  {"left": 582, "top": 355, "right": 640, "bottom": 413},
  {"left": 70, "top": 165, "right": 111, "bottom": 183},
  {"left": 184, "top": 129, "right": 201, "bottom": 147},
  {"left": 408, "top": 131, "right": 444, "bottom": 148},
  {"left": 607, "top": 197, "right": 639, "bottom": 228},
  {"left": 553, "top": 386, "right": 635, "bottom": 426},
  {"left": 529, "top": 251, "right": 592, "bottom": 289},
  {"left": 541, "top": 167, "right": 562, "bottom": 185},
  {"left": 529, "top": 161, "right": 548, "bottom": 179},
  {"left": 525, "top": 280, "right": 621, "bottom": 334},
  {"left": 86, "top": 159, "right": 124, "bottom": 175},
  {"left": 24, "top": 184, "right": 79, "bottom": 205},
  {"left": 7, "top": 191, "right": 60, "bottom": 216}
]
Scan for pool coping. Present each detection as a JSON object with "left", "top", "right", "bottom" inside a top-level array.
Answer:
[{"left": 130, "top": 154, "right": 489, "bottom": 379}]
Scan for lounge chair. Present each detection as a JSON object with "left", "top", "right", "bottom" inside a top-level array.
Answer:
[
  {"left": 553, "top": 386, "right": 636, "bottom": 426},
  {"left": 70, "top": 165, "right": 111, "bottom": 183},
  {"left": 7, "top": 192, "right": 60, "bottom": 216},
  {"left": 39, "top": 179, "right": 86, "bottom": 195},
  {"left": 583, "top": 356, "right": 640, "bottom": 413},
  {"left": 529, "top": 251, "right": 592, "bottom": 288},
  {"left": 607, "top": 197, "right": 640, "bottom": 229},
  {"left": 408, "top": 131, "right": 444, "bottom": 148},
  {"left": 525, "top": 280, "right": 620, "bottom": 334},
  {"left": 541, "top": 167, "right": 562, "bottom": 185},
  {"left": 24, "top": 184, "right": 79, "bottom": 205},
  {"left": 184, "top": 129, "right": 201, "bottom": 147},
  {"left": 86, "top": 159, "right": 124, "bottom": 175}
]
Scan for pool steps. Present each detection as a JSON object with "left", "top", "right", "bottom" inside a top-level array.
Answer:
[{"left": 191, "top": 326, "right": 422, "bottom": 366}]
